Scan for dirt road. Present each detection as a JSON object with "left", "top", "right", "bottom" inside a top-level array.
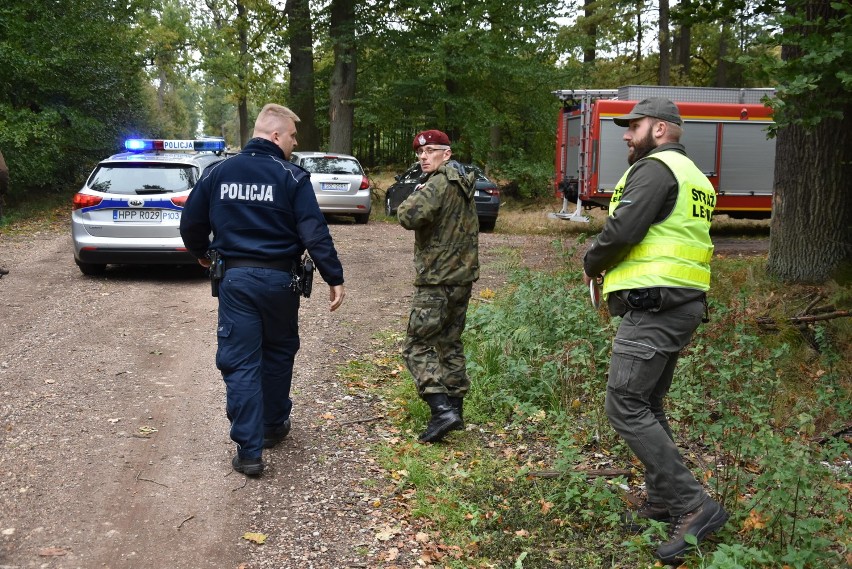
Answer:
[
  {"left": 0, "top": 220, "right": 573, "bottom": 569},
  {"left": 0, "top": 220, "right": 767, "bottom": 568}
]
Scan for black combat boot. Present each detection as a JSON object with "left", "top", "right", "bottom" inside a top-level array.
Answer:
[
  {"left": 263, "top": 418, "right": 292, "bottom": 448},
  {"left": 448, "top": 396, "right": 465, "bottom": 431},
  {"left": 419, "top": 394, "right": 463, "bottom": 443}
]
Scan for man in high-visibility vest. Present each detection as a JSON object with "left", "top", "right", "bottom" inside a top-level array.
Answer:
[{"left": 583, "top": 97, "right": 728, "bottom": 564}]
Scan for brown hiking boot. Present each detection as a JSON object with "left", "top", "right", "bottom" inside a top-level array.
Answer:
[
  {"left": 621, "top": 501, "right": 672, "bottom": 531},
  {"left": 655, "top": 498, "right": 729, "bottom": 564}
]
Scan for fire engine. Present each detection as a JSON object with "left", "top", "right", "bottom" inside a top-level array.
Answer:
[{"left": 550, "top": 85, "right": 776, "bottom": 221}]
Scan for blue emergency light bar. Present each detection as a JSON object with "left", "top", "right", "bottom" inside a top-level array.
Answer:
[{"left": 124, "top": 138, "right": 227, "bottom": 153}]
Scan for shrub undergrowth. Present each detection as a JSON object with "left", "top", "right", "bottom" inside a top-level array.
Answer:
[{"left": 360, "top": 250, "right": 850, "bottom": 568}]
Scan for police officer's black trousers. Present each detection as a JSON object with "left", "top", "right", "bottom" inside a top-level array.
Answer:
[{"left": 216, "top": 267, "right": 300, "bottom": 459}]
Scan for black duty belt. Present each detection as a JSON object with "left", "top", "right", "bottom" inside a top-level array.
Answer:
[{"left": 224, "top": 258, "right": 296, "bottom": 272}]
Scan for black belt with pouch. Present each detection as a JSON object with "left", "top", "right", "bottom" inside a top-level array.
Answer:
[
  {"left": 626, "top": 287, "right": 662, "bottom": 310},
  {"left": 211, "top": 255, "right": 305, "bottom": 297}
]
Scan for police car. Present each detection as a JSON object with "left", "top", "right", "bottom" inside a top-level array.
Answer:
[{"left": 71, "top": 138, "right": 227, "bottom": 275}]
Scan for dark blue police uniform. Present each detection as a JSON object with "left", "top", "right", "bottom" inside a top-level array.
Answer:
[{"left": 180, "top": 137, "right": 344, "bottom": 461}]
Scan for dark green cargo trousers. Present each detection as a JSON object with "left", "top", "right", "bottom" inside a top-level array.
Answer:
[
  {"left": 604, "top": 298, "right": 709, "bottom": 517},
  {"left": 403, "top": 284, "right": 473, "bottom": 397}
]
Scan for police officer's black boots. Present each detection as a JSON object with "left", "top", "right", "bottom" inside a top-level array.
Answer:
[
  {"left": 263, "top": 418, "right": 292, "bottom": 448},
  {"left": 419, "top": 394, "right": 463, "bottom": 443},
  {"left": 448, "top": 396, "right": 465, "bottom": 431}
]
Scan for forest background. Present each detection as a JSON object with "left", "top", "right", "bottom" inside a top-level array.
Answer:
[
  {"left": 0, "top": 0, "right": 849, "bottom": 283},
  {"left": 0, "top": 2, "right": 850, "bottom": 566}
]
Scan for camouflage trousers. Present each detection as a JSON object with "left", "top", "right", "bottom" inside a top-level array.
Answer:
[{"left": 402, "top": 284, "right": 472, "bottom": 397}]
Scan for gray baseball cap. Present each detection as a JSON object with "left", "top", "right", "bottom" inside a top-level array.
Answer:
[{"left": 613, "top": 97, "right": 683, "bottom": 126}]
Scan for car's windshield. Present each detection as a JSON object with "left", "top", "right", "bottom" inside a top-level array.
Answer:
[
  {"left": 301, "top": 157, "right": 362, "bottom": 175},
  {"left": 87, "top": 163, "right": 197, "bottom": 194}
]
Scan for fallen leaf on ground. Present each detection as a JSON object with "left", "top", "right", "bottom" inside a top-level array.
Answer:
[
  {"left": 242, "top": 532, "right": 267, "bottom": 544},
  {"left": 384, "top": 547, "right": 399, "bottom": 561},
  {"left": 741, "top": 509, "right": 768, "bottom": 532},
  {"left": 376, "top": 525, "right": 401, "bottom": 541}
]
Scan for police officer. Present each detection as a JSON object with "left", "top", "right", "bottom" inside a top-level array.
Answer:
[
  {"left": 397, "top": 130, "right": 479, "bottom": 443},
  {"left": 583, "top": 98, "right": 728, "bottom": 563},
  {"left": 180, "top": 103, "right": 345, "bottom": 476}
]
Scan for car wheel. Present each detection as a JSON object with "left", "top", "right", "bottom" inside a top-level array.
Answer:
[
  {"left": 75, "top": 260, "right": 107, "bottom": 275},
  {"left": 354, "top": 212, "right": 370, "bottom": 224},
  {"left": 479, "top": 218, "right": 496, "bottom": 232}
]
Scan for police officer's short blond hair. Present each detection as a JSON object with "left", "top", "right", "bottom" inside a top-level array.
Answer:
[{"left": 254, "top": 104, "right": 300, "bottom": 137}]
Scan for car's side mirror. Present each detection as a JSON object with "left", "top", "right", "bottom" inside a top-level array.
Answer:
[{"left": 394, "top": 175, "right": 402, "bottom": 182}]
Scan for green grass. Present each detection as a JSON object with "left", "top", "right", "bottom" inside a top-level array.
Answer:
[
  {"left": 349, "top": 253, "right": 850, "bottom": 568},
  {"left": 1, "top": 193, "right": 69, "bottom": 233}
]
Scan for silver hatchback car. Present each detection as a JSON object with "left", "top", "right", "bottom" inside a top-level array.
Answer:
[
  {"left": 71, "top": 138, "right": 227, "bottom": 275},
  {"left": 290, "top": 151, "right": 372, "bottom": 224}
]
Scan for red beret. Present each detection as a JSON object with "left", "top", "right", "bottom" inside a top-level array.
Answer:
[{"left": 412, "top": 130, "right": 451, "bottom": 149}]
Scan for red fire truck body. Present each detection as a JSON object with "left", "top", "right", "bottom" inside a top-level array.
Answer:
[{"left": 551, "top": 86, "right": 776, "bottom": 221}]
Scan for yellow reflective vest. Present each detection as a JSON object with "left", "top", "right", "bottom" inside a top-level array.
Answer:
[{"left": 603, "top": 150, "right": 715, "bottom": 295}]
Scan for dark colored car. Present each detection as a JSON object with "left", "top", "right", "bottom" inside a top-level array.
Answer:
[{"left": 384, "top": 163, "right": 500, "bottom": 231}]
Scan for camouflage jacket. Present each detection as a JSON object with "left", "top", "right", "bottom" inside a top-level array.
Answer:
[{"left": 397, "top": 161, "right": 480, "bottom": 285}]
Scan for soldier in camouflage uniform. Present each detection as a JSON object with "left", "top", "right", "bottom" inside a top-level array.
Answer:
[{"left": 397, "top": 129, "right": 480, "bottom": 443}]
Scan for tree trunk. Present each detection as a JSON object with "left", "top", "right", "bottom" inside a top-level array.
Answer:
[
  {"left": 328, "top": 0, "right": 356, "bottom": 155},
  {"left": 635, "top": 0, "right": 644, "bottom": 71},
  {"left": 488, "top": 124, "right": 501, "bottom": 175},
  {"left": 768, "top": 14, "right": 852, "bottom": 283},
  {"left": 675, "top": 25, "right": 691, "bottom": 76},
  {"left": 285, "top": 0, "right": 319, "bottom": 150},
  {"left": 237, "top": 1, "right": 250, "bottom": 146},
  {"left": 583, "top": 0, "right": 596, "bottom": 64},
  {"left": 658, "top": 0, "right": 670, "bottom": 85},
  {"left": 769, "top": 115, "right": 852, "bottom": 282},
  {"left": 157, "top": 68, "right": 167, "bottom": 112}
]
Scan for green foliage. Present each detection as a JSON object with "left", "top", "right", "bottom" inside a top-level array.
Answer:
[
  {"left": 355, "top": 0, "right": 571, "bottom": 175},
  {"left": 5, "top": 0, "right": 839, "bottom": 212},
  {"left": 740, "top": 0, "right": 852, "bottom": 132},
  {"left": 0, "top": 0, "right": 151, "bottom": 195},
  {"left": 365, "top": 251, "right": 850, "bottom": 567},
  {"left": 191, "top": 0, "right": 288, "bottom": 145},
  {"left": 137, "top": 0, "right": 201, "bottom": 138}
]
